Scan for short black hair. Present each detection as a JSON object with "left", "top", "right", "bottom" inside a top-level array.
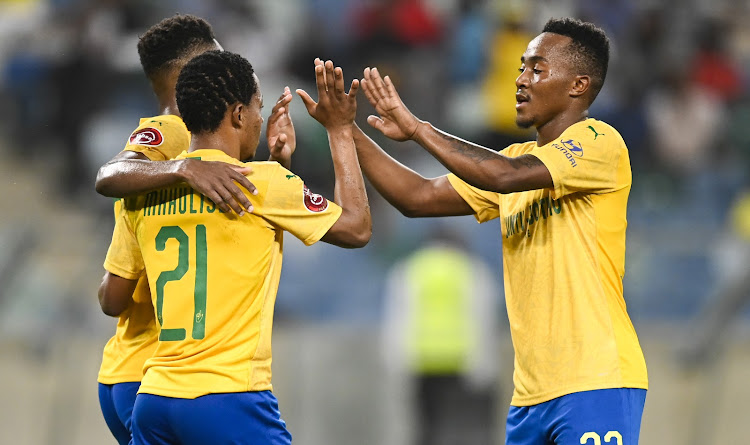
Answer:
[
  {"left": 542, "top": 18, "right": 610, "bottom": 101},
  {"left": 176, "top": 50, "right": 258, "bottom": 134},
  {"left": 137, "top": 14, "right": 217, "bottom": 78}
]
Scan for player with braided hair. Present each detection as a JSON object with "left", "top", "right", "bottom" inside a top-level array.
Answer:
[
  {"left": 95, "top": 14, "right": 296, "bottom": 444},
  {"left": 101, "top": 51, "right": 369, "bottom": 444}
]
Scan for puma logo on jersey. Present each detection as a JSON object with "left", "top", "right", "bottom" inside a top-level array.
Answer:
[
  {"left": 286, "top": 174, "right": 298, "bottom": 180},
  {"left": 586, "top": 125, "right": 605, "bottom": 140}
]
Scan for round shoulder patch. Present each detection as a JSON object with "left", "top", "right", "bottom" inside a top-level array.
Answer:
[
  {"left": 128, "top": 127, "right": 164, "bottom": 146},
  {"left": 303, "top": 185, "right": 329, "bottom": 212}
]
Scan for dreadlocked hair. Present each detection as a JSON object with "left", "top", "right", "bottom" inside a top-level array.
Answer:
[
  {"left": 176, "top": 50, "right": 257, "bottom": 134},
  {"left": 137, "top": 14, "right": 216, "bottom": 78},
  {"left": 542, "top": 18, "right": 610, "bottom": 101}
]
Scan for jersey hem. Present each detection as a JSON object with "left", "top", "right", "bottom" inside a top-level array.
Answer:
[
  {"left": 138, "top": 383, "right": 274, "bottom": 399},
  {"left": 97, "top": 375, "right": 143, "bottom": 384},
  {"left": 510, "top": 379, "right": 649, "bottom": 407}
]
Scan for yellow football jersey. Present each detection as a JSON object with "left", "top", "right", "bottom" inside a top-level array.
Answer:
[
  {"left": 448, "top": 118, "right": 648, "bottom": 406},
  {"left": 98, "top": 115, "right": 190, "bottom": 384},
  {"left": 109, "top": 149, "right": 342, "bottom": 399},
  {"left": 123, "top": 114, "right": 191, "bottom": 161}
]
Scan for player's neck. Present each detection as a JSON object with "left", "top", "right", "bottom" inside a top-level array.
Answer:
[
  {"left": 151, "top": 72, "right": 181, "bottom": 117},
  {"left": 157, "top": 96, "right": 179, "bottom": 117},
  {"left": 188, "top": 129, "right": 241, "bottom": 160},
  {"left": 535, "top": 108, "right": 589, "bottom": 146}
]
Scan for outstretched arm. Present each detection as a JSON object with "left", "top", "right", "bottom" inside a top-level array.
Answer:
[
  {"left": 362, "top": 67, "right": 552, "bottom": 194},
  {"left": 298, "top": 59, "right": 371, "bottom": 248},
  {"left": 352, "top": 124, "right": 473, "bottom": 217},
  {"left": 95, "top": 150, "right": 258, "bottom": 215}
]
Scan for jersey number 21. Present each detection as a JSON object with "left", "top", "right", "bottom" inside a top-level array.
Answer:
[{"left": 155, "top": 225, "right": 207, "bottom": 341}]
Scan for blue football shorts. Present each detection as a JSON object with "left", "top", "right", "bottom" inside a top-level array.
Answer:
[
  {"left": 132, "top": 390, "right": 292, "bottom": 445},
  {"left": 98, "top": 381, "right": 140, "bottom": 445},
  {"left": 506, "top": 388, "right": 647, "bottom": 445}
]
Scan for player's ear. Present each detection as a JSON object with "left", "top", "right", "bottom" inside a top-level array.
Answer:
[
  {"left": 231, "top": 103, "right": 244, "bottom": 128},
  {"left": 570, "top": 75, "right": 590, "bottom": 98}
]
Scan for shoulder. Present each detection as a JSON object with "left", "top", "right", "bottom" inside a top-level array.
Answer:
[
  {"left": 249, "top": 161, "right": 299, "bottom": 182},
  {"left": 128, "top": 115, "right": 188, "bottom": 143},
  {"left": 125, "top": 115, "right": 190, "bottom": 161},
  {"left": 568, "top": 119, "right": 626, "bottom": 149},
  {"left": 501, "top": 141, "right": 536, "bottom": 157}
]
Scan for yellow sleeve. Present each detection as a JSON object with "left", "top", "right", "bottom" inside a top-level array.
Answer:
[
  {"left": 531, "top": 122, "right": 624, "bottom": 199},
  {"left": 446, "top": 174, "right": 500, "bottom": 223},
  {"left": 122, "top": 115, "right": 190, "bottom": 161},
  {"left": 255, "top": 165, "right": 342, "bottom": 246},
  {"left": 103, "top": 200, "right": 145, "bottom": 280}
]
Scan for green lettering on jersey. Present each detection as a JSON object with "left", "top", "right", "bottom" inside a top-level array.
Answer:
[
  {"left": 552, "top": 198, "right": 562, "bottom": 214},
  {"left": 178, "top": 188, "right": 188, "bottom": 214},
  {"left": 158, "top": 190, "right": 168, "bottom": 215},
  {"left": 189, "top": 192, "right": 198, "bottom": 214},
  {"left": 167, "top": 189, "right": 177, "bottom": 215}
]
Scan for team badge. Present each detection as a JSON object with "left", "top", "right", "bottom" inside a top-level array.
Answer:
[
  {"left": 303, "top": 185, "right": 328, "bottom": 212},
  {"left": 561, "top": 139, "right": 584, "bottom": 157},
  {"left": 128, "top": 127, "right": 164, "bottom": 146}
]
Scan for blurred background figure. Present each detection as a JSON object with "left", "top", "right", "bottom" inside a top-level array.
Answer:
[
  {"left": 679, "top": 190, "right": 750, "bottom": 368},
  {"left": 382, "top": 226, "right": 500, "bottom": 445}
]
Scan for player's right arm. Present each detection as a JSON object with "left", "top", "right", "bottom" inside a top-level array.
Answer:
[
  {"left": 353, "top": 123, "right": 474, "bottom": 218},
  {"left": 297, "top": 60, "right": 371, "bottom": 248},
  {"left": 94, "top": 115, "right": 259, "bottom": 215},
  {"left": 98, "top": 200, "right": 144, "bottom": 317},
  {"left": 96, "top": 151, "right": 258, "bottom": 215},
  {"left": 98, "top": 272, "right": 138, "bottom": 317}
]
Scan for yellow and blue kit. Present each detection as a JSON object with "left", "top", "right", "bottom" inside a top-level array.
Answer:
[
  {"left": 108, "top": 149, "right": 341, "bottom": 443},
  {"left": 98, "top": 115, "right": 190, "bottom": 444},
  {"left": 448, "top": 118, "right": 648, "bottom": 443}
]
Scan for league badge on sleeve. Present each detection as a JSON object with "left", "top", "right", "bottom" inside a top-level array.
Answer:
[
  {"left": 128, "top": 127, "right": 164, "bottom": 146},
  {"left": 303, "top": 185, "right": 328, "bottom": 212}
]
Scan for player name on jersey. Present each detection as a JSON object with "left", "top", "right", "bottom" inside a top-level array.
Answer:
[{"left": 137, "top": 187, "right": 226, "bottom": 217}]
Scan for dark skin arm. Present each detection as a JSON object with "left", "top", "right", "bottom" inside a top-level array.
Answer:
[
  {"left": 95, "top": 151, "right": 259, "bottom": 215},
  {"left": 98, "top": 272, "right": 138, "bottom": 317},
  {"left": 352, "top": 124, "right": 473, "bottom": 218},
  {"left": 298, "top": 60, "right": 371, "bottom": 248},
  {"left": 95, "top": 87, "right": 296, "bottom": 214},
  {"left": 361, "top": 67, "right": 553, "bottom": 194}
]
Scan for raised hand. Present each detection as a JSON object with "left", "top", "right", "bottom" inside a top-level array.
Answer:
[
  {"left": 267, "top": 86, "right": 295, "bottom": 169},
  {"left": 297, "top": 59, "right": 359, "bottom": 130},
  {"left": 178, "top": 159, "right": 257, "bottom": 215},
  {"left": 361, "top": 67, "right": 422, "bottom": 141}
]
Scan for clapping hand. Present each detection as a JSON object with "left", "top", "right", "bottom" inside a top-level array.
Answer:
[
  {"left": 361, "top": 67, "right": 421, "bottom": 141},
  {"left": 297, "top": 59, "right": 359, "bottom": 130}
]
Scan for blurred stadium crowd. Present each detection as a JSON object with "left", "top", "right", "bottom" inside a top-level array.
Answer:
[{"left": 1, "top": 0, "right": 750, "bottom": 444}]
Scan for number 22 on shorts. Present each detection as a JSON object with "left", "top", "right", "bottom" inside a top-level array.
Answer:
[{"left": 580, "top": 431, "right": 623, "bottom": 445}]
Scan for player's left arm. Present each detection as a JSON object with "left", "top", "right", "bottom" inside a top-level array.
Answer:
[
  {"left": 98, "top": 272, "right": 138, "bottom": 317},
  {"left": 362, "top": 67, "right": 552, "bottom": 194}
]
